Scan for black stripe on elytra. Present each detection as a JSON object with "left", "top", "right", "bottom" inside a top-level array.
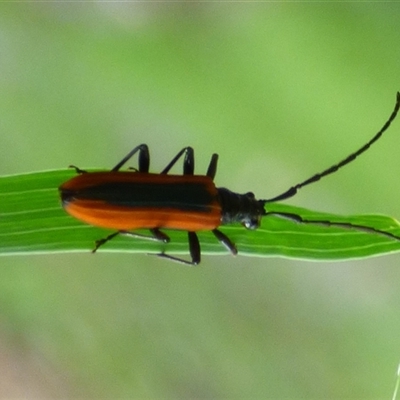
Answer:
[{"left": 61, "top": 181, "right": 216, "bottom": 212}]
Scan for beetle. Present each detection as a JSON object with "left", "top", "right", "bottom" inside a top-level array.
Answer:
[{"left": 59, "top": 93, "right": 400, "bottom": 265}]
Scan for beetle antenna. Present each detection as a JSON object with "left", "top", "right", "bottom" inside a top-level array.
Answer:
[{"left": 261, "top": 92, "right": 400, "bottom": 204}]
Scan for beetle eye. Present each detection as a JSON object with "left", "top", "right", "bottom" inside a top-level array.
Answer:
[{"left": 243, "top": 217, "right": 260, "bottom": 230}]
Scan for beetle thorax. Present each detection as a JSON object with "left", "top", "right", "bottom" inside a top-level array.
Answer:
[{"left": 217, "top": 187, "right": 265, "bottom": 229}]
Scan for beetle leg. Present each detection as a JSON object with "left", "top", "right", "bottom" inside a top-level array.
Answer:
[
  {"left": 187, "top": 231, "right": 201, "bottom": 263},
  {"left": 92, "top": 231, "right": 120, "bottom": 252},
  {"left": 154, "top": 231, "right": 201, "bottom": 265},
  {"left": 111, "top": 144, "right": 150, "bottom": 172},
  {"left": 119, "top": 229, "right": 170, "bottom": 243},
  {"left": 183, "top": 147, "right": 194, "bottom": 175},
  {"left": 212, "top": 229, "right": 238, "bottom": 255},
  {"left": 68, "top": 165, "right": 87, "bottom": 174},
  {"left": 206, "top": 154, "right": 219, "bottom": 180},
  {"left": 92, "top": 228, "right": 170, "bottom": 252},
  {"left": 149, "top": 228, "right": 170, "bottom": 242},
  {"left": 160, "top": 147, "right": 194, "bottom": 175}
]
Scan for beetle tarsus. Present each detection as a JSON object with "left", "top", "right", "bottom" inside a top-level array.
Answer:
[
  {"left": 69, "top": 165, "right": 87, "bottom": 174},
  {"left": 152, "top": 252, "right": 200, "bottom": 266}
]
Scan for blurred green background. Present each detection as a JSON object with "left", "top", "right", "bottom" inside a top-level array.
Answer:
[{"left": 1, "top": 3, "right": 400, "bottom": 398}]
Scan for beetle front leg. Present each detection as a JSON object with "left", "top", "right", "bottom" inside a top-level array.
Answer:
[{"left": 212, "top": 229, "right": 237, "bottom": 255}]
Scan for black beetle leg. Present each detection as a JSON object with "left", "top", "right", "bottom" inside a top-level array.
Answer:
[
  {"left": 69, "top": 165, "right": 87, "bottom": 174},
  {"left": 160, "top": 147, "right": 194, "bottom": 175},
  {"left": 111, "top": 144, "right": 150, "bottom": 172},
  {"left": 206, "top": 154, "right": 219, "bottom": 180},
  {"left": 154, "top": 231, "right": 201, "bottom": 266},
  {"left": 93, "top": 228, "right": 170, "bottom": 252},
  {"left": 92, "top": 231, "right": 120, "bottom": 252},
  {"left": 212, "top": 229, "right": 238, "bottom": 255}
]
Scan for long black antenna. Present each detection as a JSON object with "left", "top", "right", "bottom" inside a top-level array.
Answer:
[{"left": 262, "top": 92, "right": 400, "bottom": 203}]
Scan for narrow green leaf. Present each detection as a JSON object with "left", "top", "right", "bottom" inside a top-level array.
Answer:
[{"left": 1, "top": 170, "right": 400, "bottom": 260}]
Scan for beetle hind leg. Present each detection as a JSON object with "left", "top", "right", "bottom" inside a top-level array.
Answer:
[
  {"left": 92, "top": 231, "right": 120, "bottom": 252},
  {"left": 92, "top": 228, "right": 170, "bottom": 252},
  {"left": 152, "top": 231, "right": 201, "bottom": 266}
]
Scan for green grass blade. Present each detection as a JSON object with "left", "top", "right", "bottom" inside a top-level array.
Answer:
[{"left": 1, "top": 170, "right": 400, "bottom": 260}]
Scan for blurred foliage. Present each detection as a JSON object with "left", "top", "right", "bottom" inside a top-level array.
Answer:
[{"left": 1, "top": 3, "right": 400, "bottom": 398}]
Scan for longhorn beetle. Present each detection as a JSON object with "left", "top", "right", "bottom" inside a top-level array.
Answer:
[{"left": 59, "top": 93, "right": 400, "bottom": 265}]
